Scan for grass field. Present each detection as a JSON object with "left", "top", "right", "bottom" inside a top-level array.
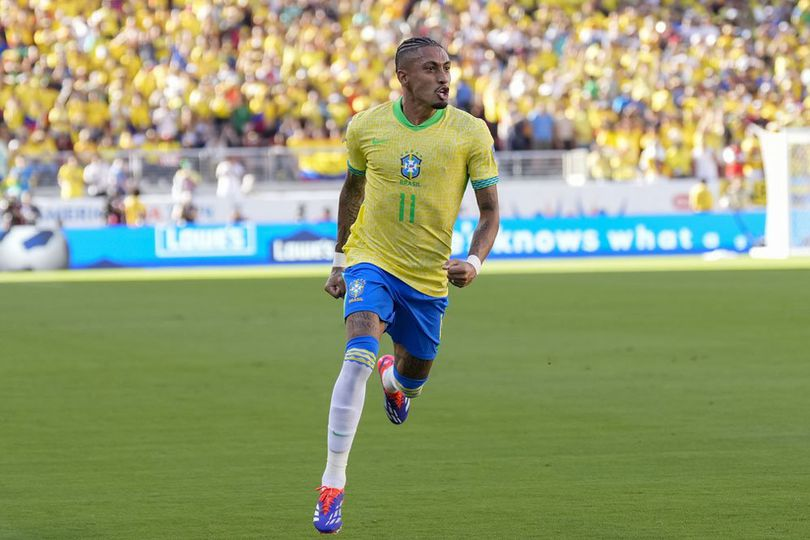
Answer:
[{"left": 1, "top": 258, "right": 809, "bottom": 538}]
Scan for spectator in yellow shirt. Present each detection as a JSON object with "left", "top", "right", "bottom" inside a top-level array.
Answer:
[
  {"left": 689, "top": 180, "right": 714, "bottom": 213},
  {"left": 664, "top": 139, "right": 693, "bottom": 179},
  {"left": 57, "top": 156, "right": 85, "bottom": 199},
  {"left": 124, "top": 188, "right": 147, "bottom": 226}
]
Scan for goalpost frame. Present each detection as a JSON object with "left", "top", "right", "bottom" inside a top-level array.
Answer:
[{"left": 750, "top": 127, "right": 810, "bottom": 259}]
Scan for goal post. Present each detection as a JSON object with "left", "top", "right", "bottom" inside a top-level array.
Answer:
[{"left": 750, "top": 127, "right": 810, "bottom": 258}]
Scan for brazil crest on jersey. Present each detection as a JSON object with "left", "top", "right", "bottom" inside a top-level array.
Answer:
[{"left": 343, "top": 98, "right": 499, "bottom": 297}]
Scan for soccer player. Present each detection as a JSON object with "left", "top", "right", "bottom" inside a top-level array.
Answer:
[{"left": 313, "top": 37, "right": 500, "bottom": 534}]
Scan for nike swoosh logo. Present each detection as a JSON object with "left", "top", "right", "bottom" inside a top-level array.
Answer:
[{"left": 371, "top": 138, "right": 387, "bottom": 145}]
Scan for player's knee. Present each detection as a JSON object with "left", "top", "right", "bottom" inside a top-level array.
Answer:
[
  {"left": 393, "top": 365, "right": 428, "bottom": 398},
  {"left": 343, "top": 335, "right": 379, "bottom": 370}
]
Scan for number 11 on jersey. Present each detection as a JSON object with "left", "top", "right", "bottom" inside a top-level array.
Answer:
[{"left": 399, "top": 193, "right": 416, "bottom": 223}]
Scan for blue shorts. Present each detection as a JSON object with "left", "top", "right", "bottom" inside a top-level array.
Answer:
[{"left": 343, "top": 263, "right": 449, "bottom": 360}]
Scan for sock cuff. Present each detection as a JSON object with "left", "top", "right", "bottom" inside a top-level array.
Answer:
[
  {"left": 393, "top": 365, "right": 428, "bottom": 389},
  {"left": 344, "top": 335, "right": 379, "bottom": 370}
]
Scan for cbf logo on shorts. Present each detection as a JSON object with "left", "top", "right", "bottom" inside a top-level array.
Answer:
[
  {"left": 348, "top": 278, "right": 366, "bottom": 303},
  {"left": 400, "top": 151, "right": 422, "bottom": 180}
]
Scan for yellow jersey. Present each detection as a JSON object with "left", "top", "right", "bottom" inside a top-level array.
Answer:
[
  {"left": 689, "top": 183, "right": 714, "bottom": 212},
  {"left": 124, "top": 196, "right": 147, "bottom": 226},
  {"left": 343, "top": 98, "right": 498, "bottom": 297},
  {"left": 58, "top": 163, "right": 85, "bottom": 199}
]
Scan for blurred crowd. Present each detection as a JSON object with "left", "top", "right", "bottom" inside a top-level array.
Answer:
[{"left": 0, "top": 0, "right": 809, "bottom": 200}]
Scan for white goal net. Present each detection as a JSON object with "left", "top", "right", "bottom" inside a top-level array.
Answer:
[{"left": 751, "top": 128, "right": 810, "bottom": 258}]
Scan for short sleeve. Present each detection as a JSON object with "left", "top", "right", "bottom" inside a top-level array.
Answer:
[
  {"left": 467, "top": 119, "right": 499, "bottom": 190},
  {"left": 345, "top": 115, "right": 366, "bottom": 176}
]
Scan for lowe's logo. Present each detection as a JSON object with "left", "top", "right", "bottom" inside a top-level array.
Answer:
[
  {"left": 271, "top": 230, "right": 334, "bottom": 262},
  {"left": 155, "top": 225, "right": 257, "bottom": 258}
]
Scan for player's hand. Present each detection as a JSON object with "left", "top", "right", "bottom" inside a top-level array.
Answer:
[
  {"left": 443, "top": 259, "right": 477, "bottom": 288},
  {"left": 324, "top": 267, "right": 346, "bottom": 298}
]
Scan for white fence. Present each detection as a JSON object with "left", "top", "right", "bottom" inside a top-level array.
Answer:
[
  {"left": 32, "top": 179, "right": 701, "bottom": 229},
  {"left": 18, "top": 147, "right": 590, "bottom": 191}
]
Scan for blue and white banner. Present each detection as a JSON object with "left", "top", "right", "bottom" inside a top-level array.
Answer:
[
  {"left": 452, "top": 212, "right": 764, "bottom": 258},
  {"left": 63, "top": 223, "right": 338, "bottom": 269},
  {"left": 154, "top": 224, "right": 258, "bottom": 258},
  {"left": 51, "top": 212, "right": 764, "bottom": 270}
]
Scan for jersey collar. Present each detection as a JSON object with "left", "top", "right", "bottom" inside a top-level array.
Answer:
[{"left": 393, "top": 97, "right": 446, "bottom": 131}]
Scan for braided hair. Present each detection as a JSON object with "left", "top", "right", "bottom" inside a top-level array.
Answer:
[{"left": 395, "top": 37, "right": 445, "bottom": 71}]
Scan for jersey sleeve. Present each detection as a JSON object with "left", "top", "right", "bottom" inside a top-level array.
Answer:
[
  {"left": 467, "top": 119, "right": 499, "bottom": 190},
  {"left": 345, "top": 114, "right": 366, "bottom": 176}
]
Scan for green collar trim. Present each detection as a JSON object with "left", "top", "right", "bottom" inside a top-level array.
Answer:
[{"left": 393, "top": 97, "right": 446, "bottom": 131}]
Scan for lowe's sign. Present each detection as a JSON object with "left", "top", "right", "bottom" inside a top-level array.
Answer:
[
  {"left": 155, "top": 225, "right": 257, "bottom": 258},
  {"left": 271, "top": 230, "right": 335, "bottom": 262}
]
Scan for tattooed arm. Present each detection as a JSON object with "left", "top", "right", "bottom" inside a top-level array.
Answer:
[{"left": 324, "top": 171, "right": 366, "bottom": 298}]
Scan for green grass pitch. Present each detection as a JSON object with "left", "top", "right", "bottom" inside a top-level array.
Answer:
[{"left": 1, "top": 258, "right": 809, "bottom": 538}]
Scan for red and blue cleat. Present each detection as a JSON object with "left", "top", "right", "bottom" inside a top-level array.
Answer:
[
  {"left": 313, "top": 486, "right": 344, "bottom": 534},
  {"left": 377, "top": 355, "right": 410, "bottom": 425}
]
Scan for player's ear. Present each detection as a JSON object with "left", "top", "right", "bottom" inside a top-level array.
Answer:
[{"left": 396, "top": 69, "right": 408, "bottom": 88}]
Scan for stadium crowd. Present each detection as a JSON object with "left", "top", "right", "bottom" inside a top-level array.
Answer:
[{"left": 0, "top": 0, "right": 809, "bottom": 204}]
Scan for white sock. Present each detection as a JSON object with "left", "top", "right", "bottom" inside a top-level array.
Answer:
[
  {"left": 321, "top": 361, "right": 373, "bottom": 488},
  {"left": 382, "top": 364, "right": 402, "bottom": 394},
  {"left": 322, "top": 450, "right": 349, "bottom": 490}
]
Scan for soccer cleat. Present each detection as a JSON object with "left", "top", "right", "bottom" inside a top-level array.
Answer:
[
  {"left": 377, "top": 355, "right": 410, "bottom": 425},
  {"left": 313, "top": 486, "right": 344, "bottom": 534}
]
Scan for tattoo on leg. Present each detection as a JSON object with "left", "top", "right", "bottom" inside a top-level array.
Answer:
[{"left": 346, "top": 311, "right": 385, "bottom": 339}]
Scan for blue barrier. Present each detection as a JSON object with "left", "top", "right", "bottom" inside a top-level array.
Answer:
[
  {"left": 457, "top": 212, "right": 765, "bottom": 259},
  {"left": 62, "top": 212, "right": 765, "bottom": 269},
  {"left": 64, "top": 223, "right": 338, "bottom": 268}
]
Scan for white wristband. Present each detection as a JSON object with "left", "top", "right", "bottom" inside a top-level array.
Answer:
[
  {"left": 466, "top": 254, "right": 482, "bottom": 276},
  {"left": 333, "top": 251, "right": 347, "bottom": 268}
]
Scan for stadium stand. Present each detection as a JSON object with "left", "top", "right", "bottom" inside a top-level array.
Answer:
[{"left": 0, "top": 0, "right": 808, "bottom": 197}]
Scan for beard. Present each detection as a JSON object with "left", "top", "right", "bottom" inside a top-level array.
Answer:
[{"left": 432, "top": 101, "right": 449, "bottom": 109}]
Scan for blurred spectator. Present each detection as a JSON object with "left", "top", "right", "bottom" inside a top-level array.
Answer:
[
  {"left": 692, "top": 134, "right": 720, "bottom": 189},
  {"left": 3, "top": 156, "right": 35, "bottom": 195},
  {"left": 104, "top": 191, "right": 126, "bottom": 226},
  {"left": 215, "top": 156, "right": 245, "bottom": 205},
  {"left": 0, "top": 126, "right": 9, "bottom": 180},
  {"left": 722, "top": 144, "right": 745, "bottom": 185},
  {"left": 241, "top": 173, "right": 256, "bottom": 196},
  {"left": 83, "top": 155, "right": 110, "bottom": 197},
  {"left": 587, "top": 144, "right": 613, "bottom": 181},
  {"left": 553, "top": 108, "right": 575, "bottom": 151},
  {"left": 639, "top": 130, "right": 666, "bottom": 183},
  {"left": 664, "top": 138, "right": 693, "bottom": 179},
  {"left": 123, "top": 188, "right": 146, "bottom": 227},
  {"left": 171, "top": 159, "right": 201, "bottom": 203},
  {"left": 171, "top": 191, "right": 198, "bottom": 226},
  {"left": 528, "top": 103, "right": 555, "bottom": 150},
  {"left": 720, "top": 177, "right": 751, "bottom": 210},
  {"left": 230, "top": 207, "right": 245, "bottom": 224},
  {"left": 689, "top": 179, "right": 714, "bottom": 213},
  {"left": 57, "top": 156, "right": 85, "bottom": 200},
  {"left": 507, "top": 118, "right": 533, "bottom": 151},
  {"left": 1, "top": 196, "right": 25, "bottom": 231},
  {"left": 106, "top": 159, "right": 129, "bottom": 196},
  {"left": 19, "top": 192, "right": 41, "bottom": 224}
]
